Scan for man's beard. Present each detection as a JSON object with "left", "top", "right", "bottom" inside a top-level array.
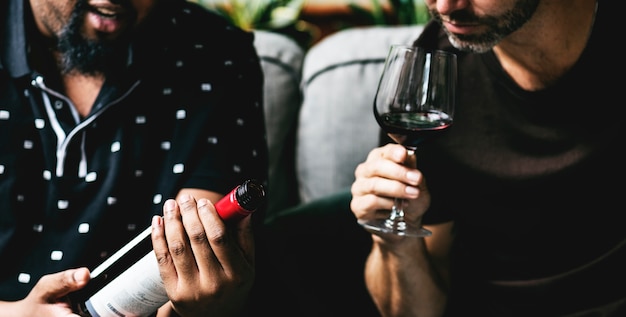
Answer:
[
  {"left": 432, "top": 0, "right": 540, "bottom": 53},
  {"left": 56, "top": 1, "right": 130, "bottom": 76}
]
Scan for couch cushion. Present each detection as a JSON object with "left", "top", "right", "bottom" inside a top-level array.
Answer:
[
  {"left": 296, "top": 25, "right": 425, "bottom": 203},
  {"left": 253, "top": 30, "right": 304, "bottom": 214}
]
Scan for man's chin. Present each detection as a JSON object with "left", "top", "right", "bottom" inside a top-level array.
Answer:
[
  {"left": 59, "top": 58, "right": 105, "bottom": 76},
  {"left": 58, "top": 44, "right": 123, "bottom": 76}
]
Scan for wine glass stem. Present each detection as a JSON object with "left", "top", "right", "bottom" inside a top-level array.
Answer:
[
  {"left": 386, "top": 198, "right": 408, "bottom": 232},
  {"left": 384, "top": 148, "right": 416, "bottom": 233}
]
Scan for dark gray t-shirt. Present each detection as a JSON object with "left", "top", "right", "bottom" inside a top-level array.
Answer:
[{"left": 403, "top": 1, "right": 626, "bottom": 315}]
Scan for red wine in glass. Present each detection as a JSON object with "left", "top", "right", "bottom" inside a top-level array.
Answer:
[
  {"left": 375, "top": 110, "right": 453, "bottom": 149},
  {"left": 360, "top": 44, "right": 457, "bottom": 237}
]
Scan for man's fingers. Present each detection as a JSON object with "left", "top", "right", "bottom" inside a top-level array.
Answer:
[{"left": 34, "top": 268, "right": 90, "bottom": 302}]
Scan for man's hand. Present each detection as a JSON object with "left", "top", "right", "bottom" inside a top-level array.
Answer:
[
  {"left": 350, "top": 143, "right": 431, "bottom": 237},
  {"left": 0, "top": 268, "right": 90, "bottom": 317},
  {"left": 152, "top": 194, "right": 255, "bottom": 317}
]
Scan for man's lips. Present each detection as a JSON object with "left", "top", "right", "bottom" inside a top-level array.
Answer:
[
  {"left": 86, "top": 12, "right": 119, "bottom": 33},
  {"left": 86, "top": 1, "right": 128, "bottom": 34},
  {"left": 442, "top": 19, "right": 482, "bottom": 36}
]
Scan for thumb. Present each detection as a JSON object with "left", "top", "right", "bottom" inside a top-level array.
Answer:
[{"left": 33, "top": 268, "right": 90, "bottom": 302}]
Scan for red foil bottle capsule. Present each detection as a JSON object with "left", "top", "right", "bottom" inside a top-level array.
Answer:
[{"left": 215, "top": 179, "right": 266, "bottom": 222}]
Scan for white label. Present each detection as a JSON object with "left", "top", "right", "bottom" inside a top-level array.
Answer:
[{"left": 86, "top": 251, "right": 169, "bottom": 317}]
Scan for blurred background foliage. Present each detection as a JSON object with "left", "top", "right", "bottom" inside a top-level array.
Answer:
[
  {"left": 191, "top": 0, "right": 306, "bottom": 31},
  {"left": 191, "top": 0, "right": 314, "bottom": 47},
  {"left": 350, "top": 0, "right": 430, "bottom": 25},
  {"left": 190, "top": 0, "right": 431, "bottom": 48}
]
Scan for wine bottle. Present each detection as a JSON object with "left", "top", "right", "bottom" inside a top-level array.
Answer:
[{"left": 71, "top": 179, "right": 266, "bottom": 317}]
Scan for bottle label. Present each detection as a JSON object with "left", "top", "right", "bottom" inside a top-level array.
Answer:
[{"left": 85, "top": 251, "right": 168, "bottom": 317}]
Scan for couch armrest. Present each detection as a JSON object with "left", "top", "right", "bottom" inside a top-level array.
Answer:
[{"left": 253, "top": 30, "right": 305, "bottom": 214}]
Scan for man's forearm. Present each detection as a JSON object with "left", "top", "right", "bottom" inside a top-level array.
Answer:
[{"left": 365, "top": 239, "right": 448, "bottom": 317}]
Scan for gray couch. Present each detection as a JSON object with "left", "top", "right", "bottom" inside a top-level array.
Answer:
[
  {"left": 253, "top": 30, "right": 304, "bottom": 214},
  {"left": 254, "top": 25, "right": 425, "bottom": 216},
  {"left": 252, "top": 25, "right": 427, "bottom": 316}
]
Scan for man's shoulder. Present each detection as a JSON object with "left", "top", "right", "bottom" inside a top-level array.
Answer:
[
  {"left": 163, "top": 1, "right": 254, "bottom": 46},
  {"left": 135, "top": 1, "right": 257, "bottom": 67}
]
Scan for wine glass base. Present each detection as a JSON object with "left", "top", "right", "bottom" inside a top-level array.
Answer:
[{"left": 359, "top": 219, "right": 432, "bottom": 237}]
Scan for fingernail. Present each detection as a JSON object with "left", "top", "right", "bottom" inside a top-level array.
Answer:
[
  {"left": 74, "top": 268, "right": 88, "bottom": 283},
  {"left": 405, "top": 186, "right": 419, "bottom": 195},
  {"left": 151, "top": 215, "right": 162, "bottom": 227},
  {"left": 179, "top": 194, "right": 192, "bottom": 203},
  {"left": 163, "top": 200, "right": 176, "bottom": 214},
  {"left": 196, "top": 198, "right": 209, "bottom": 208},
  {"left": 407, "top": 171, "right": 419, "bottom": 182},
  {"left": 394, "top": 147, "right": 406, "bottom": 160}
]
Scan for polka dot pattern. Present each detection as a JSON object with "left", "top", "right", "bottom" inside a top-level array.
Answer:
[{"left": 0, "top": 0, "right": 268, "bottom": 301}]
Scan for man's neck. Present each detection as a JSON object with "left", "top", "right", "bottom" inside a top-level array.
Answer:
[
  {"left": 62, "top": 72, "right": 105, "bottom": 118},
  {"left": 493, "top": 0, "right": 598, "bottom": 91}
]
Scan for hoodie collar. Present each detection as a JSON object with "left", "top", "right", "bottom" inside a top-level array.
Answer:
[{"left": 1, "top": 0, "right": 31, "bottom": 77}]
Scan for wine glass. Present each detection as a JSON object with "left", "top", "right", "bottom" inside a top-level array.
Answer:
[{"left": 361, "top": 44, "right": 457, "bottom": 237}]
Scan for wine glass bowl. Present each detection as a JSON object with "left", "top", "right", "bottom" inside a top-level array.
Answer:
[{"left": 361, "top": 45, "right": 457, "bottom": 237}]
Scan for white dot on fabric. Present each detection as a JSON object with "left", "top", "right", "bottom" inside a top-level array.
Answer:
[
  {"left": 236, "top": 118, "right": 244, "bottom": 126},
  {"left": 161, "top": 142, "right": 171, "bottom": 150},
  {"left": 35, "top": 119, "right": 45, "bottom": 129},
  {"left": 50, "top": 251, "right": 63, "bottom": 261},
  {"left": 111, "top": 141, "right": 121, "bottom": 152},
  {"left": 207, "top": 136, "right": 218, "bottom": 144},
  {"left": 58, "top": 200, "right": 69, "bottom": 210},
  {"left": 0, "top": 110, "right": 9, "bottom": 120},
  {"left": 136, "top": 116, "right": 146, "bottom": 124},
  {"left": 107, "top": 197, "right": 117, "bottom": 205},
  {"left": 233, "top": 165, "right": 241, "bottom": 173},
  {"left": 43, "top": 170, "right": 51, "bottom": 180},
  {"left": 23, "top": 140, "right": 33, "bottom": 149},
  {"left": 153, "top": 194, "right": 162, "bottom": 204},
  {"left": 135, "top": 170, "right": 143, "bottom": 177},
  {"left": 127, "top": 224, "right": 137, "bottom": 231},
  {"left": 176, "top": 110, "right": 186, "bottom": 119},
  {"left": 0, "top": 165, "right": 4, "bottom": 174},
  {"left": 163, "top": 87, "right": 173, "bottom": 95},
  {"left": 173, "top": 164, "right": 184, "bottom": 174},
  {"left": 33, "top": 224, "right": 43, "bottom": 232},
  {"left": 201, "top": 83, "right": 212, "bottom": 91},
  {"left": 85, "top": 172, "right": 97, "bottom": 182},
  {"left": 78, "top": 223, "right": 90, "bottom": 233},
  {"left": 18, "top": 273, "right": 30, "bottom": 284}
]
